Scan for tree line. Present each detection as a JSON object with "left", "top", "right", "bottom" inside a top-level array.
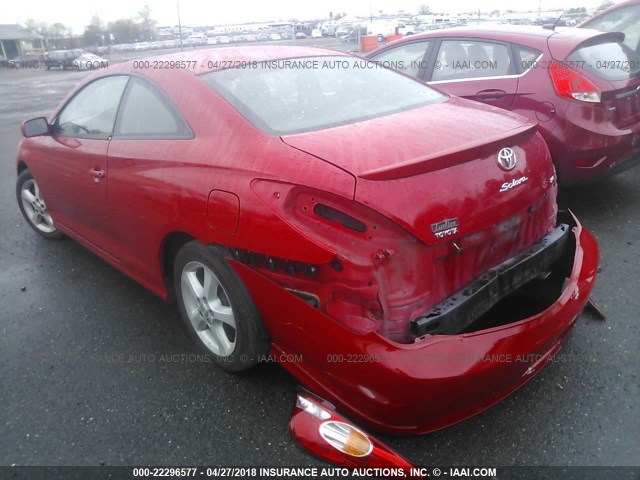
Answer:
[{"left": 23, "top": 5, "right": 157, "bottom": 49}]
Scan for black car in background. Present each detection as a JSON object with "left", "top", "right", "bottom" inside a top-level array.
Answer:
[
  {"left": 339, "top": 30, "right": 358, "bottom": 42},
  {"left": 43, "top": 49, "right": 84, "bottom": 70}
]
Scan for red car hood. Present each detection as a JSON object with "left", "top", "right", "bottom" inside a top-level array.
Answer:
[{"left": 282, "top": 96, "right": 556, "bottom": 245}]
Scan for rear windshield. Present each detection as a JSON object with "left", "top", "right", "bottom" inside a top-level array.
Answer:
[
  {"left": 568, "top": 40, "right": 640, "bottom": 81},
  {"left": 200, "top": 56, "right": 446, "bottom": 135}
]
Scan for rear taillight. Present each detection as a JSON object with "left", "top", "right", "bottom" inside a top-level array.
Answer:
[
  {"left": 290, "top": 388, "right": 416, "bottom": 470},
  {"left": 251, "top": 179, "right": 427, "bottom": 341},
  {"left": 549, "top": 61, "right": 600, "bottom": 103}
]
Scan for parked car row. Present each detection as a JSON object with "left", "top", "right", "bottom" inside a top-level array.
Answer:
[
  {"left": 199, "top": 31, "right": 296, "bottom": 45},
  {"left": 336, "top": 21, "right": 464, "bottom": 43},
  {"left": 43, "top": 50, "right": 109, "bottom": 70},
  {"left": 1, "top": 50, "right": 110, "bottom": 71},
  {"left": 87, "top": 30, "right": 299, "bottom": 54},
  {"left": 94, "top": 40, "right": 182, "bottom": 54}
]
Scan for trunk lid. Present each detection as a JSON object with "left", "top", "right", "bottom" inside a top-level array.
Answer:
[
  {"left": 282, "top": 96, "right": 557, "bottom": 245},
  {"left": 601, "top": 77, "right": 640, "bottom": 129},
  {"left": 283, "top": 97, "right": 532, "bottom": 180}
]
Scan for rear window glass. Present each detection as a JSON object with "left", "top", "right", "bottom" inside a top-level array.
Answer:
[
  {"left": 568, "top": 41, "right": 640, "bottom": 80},
  {"left": 200, "top": 56, "right": 445, "bottom": 135},
  {"left": 581, "top": 4, "right": 640, "bottom": 53}
]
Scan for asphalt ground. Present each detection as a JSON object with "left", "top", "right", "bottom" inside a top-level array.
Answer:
[{"left": 0, "top": 37, "right": 638, "bottom": 471}]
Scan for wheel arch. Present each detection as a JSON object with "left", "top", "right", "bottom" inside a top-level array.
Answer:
[
  {"left": 160, "top": 231, "right": 235, "bottom": 297},
  {"left": 160, "top": 231, "right": 196, "bottom": 301},
  {"left": 17, "top": 160, "right": 29, "bottom": 175}
]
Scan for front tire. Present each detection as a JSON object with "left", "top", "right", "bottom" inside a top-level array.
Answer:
[
  {"left": 173, "top": 241, "right": 269, "bottom": 372},
  {"left": 16, "top": 169, "right": 64, "bottom": 240}
]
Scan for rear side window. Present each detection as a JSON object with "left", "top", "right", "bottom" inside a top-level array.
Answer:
[
  {"left": 432, "top": 40, "right": 513, "bottom": 81},
  {"left": 114, "top": 77, "right": 192, "bottom": 138},
  {"left": 513, "top": 45, "right": 543, "bottom": 74},
  {"left": 369, "top": 41, "right": 432, "bottom": 77},
  {"left": 568, "top": 40, "right": 640, "bottom": 80}
]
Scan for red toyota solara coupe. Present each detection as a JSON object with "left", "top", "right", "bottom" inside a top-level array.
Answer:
[
  {"left": 367, "top": 26, "right": 640, "bottom": 185},
  {"left": 16, "top": 46, "right": 598, "bottom": 467}
]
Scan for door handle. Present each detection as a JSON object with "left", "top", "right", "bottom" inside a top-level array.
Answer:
[
  {"left": 475, "top": 89, "right": 507, "bottom": 100},
  {"left": 90, "top": 168, "right": 105, "bottom": 181}
]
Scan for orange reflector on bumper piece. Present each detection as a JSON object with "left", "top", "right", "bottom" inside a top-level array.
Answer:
[
  {"left": 290, "top": 388, "right": 417, "bottom": 471},
  {"left": 319, "top": 421, "right": 373, "bottom": 457}
]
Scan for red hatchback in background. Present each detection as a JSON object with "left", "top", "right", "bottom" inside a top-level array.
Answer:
[
  {"left": 368, "top": 26, "right": 640, "bottom": 185},
  {"left": 16, "top": 47, "right": 598, "bottom": 467}
]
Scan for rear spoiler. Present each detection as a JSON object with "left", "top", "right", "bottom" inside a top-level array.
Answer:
[
  {"left": 548, "top": 30, "right": 625, "bottom": 60},
  {"left": 359, "top": 123, "right": 537, "bottom": 181}
]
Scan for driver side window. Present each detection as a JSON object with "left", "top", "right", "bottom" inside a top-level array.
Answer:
[{"left": 55, "top": 75, "right": 129, "bottom": 139}]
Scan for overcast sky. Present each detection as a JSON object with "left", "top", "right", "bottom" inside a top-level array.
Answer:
[{"left": 0, "top": 0, "right": 614, "bottom": 34}]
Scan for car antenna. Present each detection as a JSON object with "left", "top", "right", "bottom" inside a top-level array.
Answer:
[{"left": 542, "top": 10, "right": 564, "bottom": 31}]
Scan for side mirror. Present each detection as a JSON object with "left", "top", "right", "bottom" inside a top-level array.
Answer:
[{"left": 22, "top": 117, "right": 50, "bottom": 138}]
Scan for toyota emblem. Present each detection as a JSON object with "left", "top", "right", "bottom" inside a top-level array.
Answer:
[{"left": 497, "top": 147, "right": 517, "bottom": 171}]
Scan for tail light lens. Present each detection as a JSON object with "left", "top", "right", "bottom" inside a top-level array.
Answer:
[
  {"left": 549, "top": 61, "right": 600, "bottom": 103},
  {"left": 291, "top": 388, "right": 416, "bottom": 470}
]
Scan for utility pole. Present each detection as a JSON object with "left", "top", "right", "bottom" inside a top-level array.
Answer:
[{"left": 177, "top": 0, "right": 183, "bottom": 51}]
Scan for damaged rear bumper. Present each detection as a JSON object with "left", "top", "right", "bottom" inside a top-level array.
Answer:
[
  {"left": 231, "top": 210, "right": 599, "bottom": 435},
  {"left": 412, "top": 220, "right": 572, "bottom": 336}
]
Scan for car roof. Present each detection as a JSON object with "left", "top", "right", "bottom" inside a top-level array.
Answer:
[
  {"left": 113, "top": 46, "right": 349, "bottom": 76},
  {"left": 579, "top": 0, "right": 640, "bottom": 27},
  {"left": 405, "top": 25, "right": 612, "bottom": 41},
  {"left": 378, "top": 25, "right": 614, "bottom": 49},
  {"left": 406, "top": 25, "right": 555, "bottom": 40}
]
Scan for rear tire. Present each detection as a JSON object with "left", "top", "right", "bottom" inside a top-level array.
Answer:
[{"left": 173, "top": 241, "right": 270, "bottom": 372}]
